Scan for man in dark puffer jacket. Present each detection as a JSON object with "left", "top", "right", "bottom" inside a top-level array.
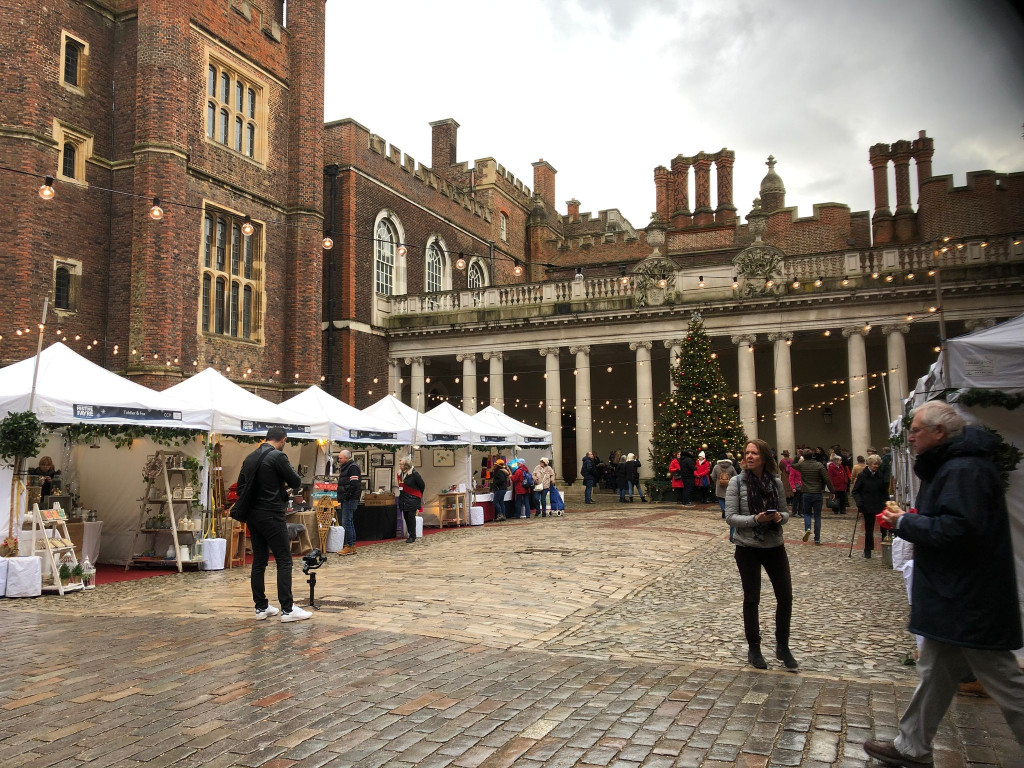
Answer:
[{"left": 865, "top": 401, "right": 1023, "bottom": 767}]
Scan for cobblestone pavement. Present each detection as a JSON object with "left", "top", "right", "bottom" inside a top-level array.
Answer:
[{"left": 2, "top": 502, "right": 1020, "bottom": 767}]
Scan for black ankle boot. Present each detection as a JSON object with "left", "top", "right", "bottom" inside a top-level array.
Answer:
[
  {"left": 747, "top": 646, "right": 768, "bottom": 669},
  {"left": 775, "top": 646, "right": 799, "bottom": 670}
]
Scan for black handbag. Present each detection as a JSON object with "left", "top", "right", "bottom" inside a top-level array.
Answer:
[{"left": 230, "top": 449, "right": 274, "bottom": 522}]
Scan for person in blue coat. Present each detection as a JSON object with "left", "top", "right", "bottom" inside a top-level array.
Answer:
[{"left": 864, "top": 401, "right": 1023, "bottom": 768}]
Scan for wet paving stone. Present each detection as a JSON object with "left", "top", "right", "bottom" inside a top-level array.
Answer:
[{"left": 1, "top": 503, "right": 1019, "bottom": 766}]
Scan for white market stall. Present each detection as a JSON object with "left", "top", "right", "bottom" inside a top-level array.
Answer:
[
  {"left": 0, "top": 343, "right": 213, "bottom": 564},
  {"left": 889, "top": 314, "right": 1024, "bottom": 658},
  {"left": 361, "top": 396, "right": 472, "bottom": 526},
  {"left": 473, "top": 406, "right": 553, "bottom": 467}
]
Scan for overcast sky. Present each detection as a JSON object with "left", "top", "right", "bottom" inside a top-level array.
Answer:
[{"left": 324, "top": 0, "right": 1024, "bottom": 229}]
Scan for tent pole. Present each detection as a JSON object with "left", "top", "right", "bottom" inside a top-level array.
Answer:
[{"left": 27, "top": 297, "right": 49, "bottom": 412}]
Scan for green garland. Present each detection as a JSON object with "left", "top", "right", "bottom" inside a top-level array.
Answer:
[
  {"left": 982, "top": 426, "right": 1023, "bottom": 491},
  {"left": 958, "top": 389, "right": 1024, "bottom": 411},
  {"left": 65, "top": 423, "right": 204, "bottom": 449}
]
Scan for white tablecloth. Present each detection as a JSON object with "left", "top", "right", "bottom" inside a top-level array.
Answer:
[{"left": 67, "top": 521, "right": 103, "bottom": 566}]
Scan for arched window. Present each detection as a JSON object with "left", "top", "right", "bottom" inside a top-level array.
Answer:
[
  {"left": 54, "top": 267, "right": 71, "bottom": 310},
  {"left": 62, "top": 142, "right": 76, "bottom": 179},
  {"left": 214, "top": 277, "right": 226, "bottom": 334},
  {"left": 425, "top": 242, "right": 444, "bottom": 294},
  {"left": 375, "top": 219, "right": 396, "bottom": 295},
  {"left": 200, "top": 207, "right": 262, "bottom": 341},
  {"left": 468, "top": 261, "right": 486, "bottom": 289}
]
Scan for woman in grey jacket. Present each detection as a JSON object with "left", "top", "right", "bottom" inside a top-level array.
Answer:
[{"left": 725, "top": 439, "right": 798, "bottom": 671}]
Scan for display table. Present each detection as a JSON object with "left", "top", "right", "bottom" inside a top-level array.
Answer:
[
  {"left": 471, "top": 493, "right": 496, "bottom": 522},
  {"left": 355, "top": 502, "right": 397, "bottom": 541},
  {"left": 437, "top": 492, "right": 468, "bottom": 528},
  {"left": 66, "top": 521, "right": 103, "bottom": 565}
]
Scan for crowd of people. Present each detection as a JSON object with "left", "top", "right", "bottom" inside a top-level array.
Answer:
[{"left": 487, "top": 455, "right": 563, "bottom": 520}]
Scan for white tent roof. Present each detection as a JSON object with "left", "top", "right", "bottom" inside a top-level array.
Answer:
[
  {"left": 425, "top": 402, "right": 517, "bottom": 445},
  {"left": 361, "top": 395, "right": 471, "bottom": 444},
  {"left": 474, "top": 406, "right": 552, "bottom": 446},
  {"left": 944, "top": 313, "right": 1024, "bottom": 391},
  {"left": 164, "top": 368, "right": 327, "bottom": 437},
  {"left": 282, "top": 386, "right": 412, "bottom": 444},
  {"left": 0, "top": 342, "right": 211, "bottom": 429}
]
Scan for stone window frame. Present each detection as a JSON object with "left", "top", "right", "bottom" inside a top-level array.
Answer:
[
  {"left": 467, "top": 257, "right": 489, "bottom": 289},
  {"left": 499, "top": 211, "right": 508, "bottom": 242},
  {"left": 424, "top": 235, "right": 452, "bottom": 294},
  {"left": 204, "top": 48, "right": 268, "bottom": 166},
  {"left": 52, "top": 119, "right": 93, "bottom": 186},
  {"left": 52, "top": 258, "right": 82, "bottom": 315},
  {"left": 199, "top": 202, "right": 265, "bottom": 345},
  {"left": 373, "top": 209, "right": 407, "bottom": 297},
  {"left": 59, "top": 31, "right": 88, "bottom": 95}
]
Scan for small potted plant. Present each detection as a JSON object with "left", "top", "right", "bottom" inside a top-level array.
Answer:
[
  {"left": 58, "top": 563, "right": 72, "bottom": 587},
  {"left": 182, "top": 456, "right": 201, "bottom": 489},
  {"left": 71, "top": 563, "right": 84, "bottom": 584}
]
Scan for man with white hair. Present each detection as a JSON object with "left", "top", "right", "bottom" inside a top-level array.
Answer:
[
  {"left": 864, "top": 400, "right": 1023, "bottom": 767},
  {"left": 334, "top": 449, "right": 362, "bottom": 556}
]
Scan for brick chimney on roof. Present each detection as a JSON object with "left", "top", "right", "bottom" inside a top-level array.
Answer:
[
  {"left": 429, "top": 118, "right": 459, "bottom": 176},
  {"left": 532, "top": 159, "right": 557, "bottom": 210},
  {"left": 566, "top": 199, "right": 580, "bottom": 222}
]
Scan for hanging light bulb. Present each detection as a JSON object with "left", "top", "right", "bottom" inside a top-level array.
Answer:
[
  {"left": 513, "top": 260, "right": 523, "bottom": 277},
  {"left": 871, "top": 271, "right": 879, "bottom": 279},
  {"left": 241, "top": 215, "right": 254, "bottom": 236},
  {"left": 791, "top": 279, "right": 800, "bottom": 289},
  {"left": 38, "top": 176, "right": 55, "bottom": 200},
  {"left": 657, "top": 273, "right": 667, "bottom": 288},
  {"left": 884, "top": 273, "right": 894, "bottom": 282},
  {"left": 397, "top": 244, "right": 408, "bottom": 257},
  {"left": 697, "top": 275, "right": 705, "bottom": 288},
  {"left": 814, "top": 276, "right": 823, "bottom": 287},
  {"left": 731, "top": 276, "right": 739, "bottom": 290},
  {"left": 906, "top": 272, "right": 915, "bottom": 280},
  {"left": 322, "top": 235, "right": 334, "bottom": 250},
  {"left": 148, "top": 197, "right": 164, "bottom": 220},
  {"left": 841, "top": 278, "right": 850, "bottom": 286},
  {"left": 765, "top": 278, "right": 775, "bottom": 289},
  {"left": 455, "top": 255, "right": 466, "bottom": 270}
]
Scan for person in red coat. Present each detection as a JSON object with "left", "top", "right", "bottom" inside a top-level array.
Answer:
[
  {"left": 694, "top": 451, "right": 712, "bottom": 504},
  {"left": 827, "top": 454, "right": 850, "bottom": 514},
  {"left": 510, "top": 459, "right": 530, "bottom": 519}
]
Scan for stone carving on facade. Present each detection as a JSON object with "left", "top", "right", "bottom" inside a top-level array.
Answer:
[
  {"left": 730, "top": 334, "right": 757, "bottom": 346},
  {"left": 628, "top": 341, "right": 653, "bottom": 352},
  {"left": 733, "top": 199, "right": 785, "bottom": 298},
  {"left": 481, "top": 351, "right": 503, "bottom": 361},
  {"left": 766, "top": 332, "right": 793, "bottom": 343},
  {"left": 569, "top": 345, "right": 591, "bottom": 356},
  {"left": 630, "top": 254, "right": 677, "bottom": 309},
  {"left": 880, "top": 324, "right": 910, "bottom": 336}
]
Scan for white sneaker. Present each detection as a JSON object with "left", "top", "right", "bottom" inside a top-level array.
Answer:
[
  {"left": 255, "top": 605, "right": 280, "bottom": 620},
  {"left": 281, "top": 606, "right": 313, "bottom": 623}
]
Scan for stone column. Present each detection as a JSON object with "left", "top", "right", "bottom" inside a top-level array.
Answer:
[
  {"left": 664, "top": 338, "right": 683, "bottom": 392},
  {"left": 388, "top": 358, "right": 401, "bottom": 398},
  {"left": 407, "top": 356, "right": 425, "bottom": 412},
  {"left": 882, "top": 324, "right": 909, "bottom": 426},
  {"left": 843, "top": 327, "right": 870, "bottom": 460},
  {"left": 571, "top": 345, "right": 592, "bottom": 467},
  {"left": 539, "top": 348, "right": 562, "bottom": 481},
  {"left": 457, "top": 353, "right": 477, "bottom": 414},
  {"left": 769, "top": 332, "right": 794, "bottom": 456},
  {"left": 732, "top": 334, "right": 758, "bottom": 439},
  {"left": 483, "top": 351, "right": 503, "bottom": 410},
  {"left": 631, "top": 341, "right": 654, "bottom": 477}
]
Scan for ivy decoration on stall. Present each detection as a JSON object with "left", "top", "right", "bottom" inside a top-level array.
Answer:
[
  {"left": 65, "top": 423, "right": 204, "bottom": 450},
  {"left": 957, "top": 389, "right": 1024, "bottom": 411},
  {"left": 981, "top": 426, "right": 1023, "bottom": 491}
]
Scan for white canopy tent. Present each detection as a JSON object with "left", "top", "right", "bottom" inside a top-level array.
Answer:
[
  {"left": 282, "top": 386, "right": 412, "bottom": 444},
  {"left": 890, "top": 314, "right": 1024, "bottom": 658},
  {"left": 0, "top": 343, "right": 212, "bottom": 540},
  {"left": 473, "top": 406, "right": 552, "bottom": 446},
  {"left": 163, "top": 368, "right": 327, "bottom": 438},
  {"left": 425, "top": 403, "right": 516, "bottom": 446},
  {"left": 361, "top": 396, "right": 472, "bottom": 446}
]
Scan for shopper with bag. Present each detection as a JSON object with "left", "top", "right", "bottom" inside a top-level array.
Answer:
[
  {"left": 851, "top": 454, "right": 886, "bottom": 558},
  {"left": 827, "top": 454, "right": 850, "bottom": 514},
  {"left": 397, "top": 456, "right": 425, "bottom": 543},
  {"left": 235, "top": 427, "right": 311, "bottom": 623},
  {"left": 694, "top": 451, "right": 712, "bottom": 503},
  {"left": 334, "top": 449, "right": 361, "bottom": 556},
  {"left": 489, "top": 458, "right": 509, "bottom": 521},
  {"left": 711, "top": 455, "right": 737, "bottom": 516}
]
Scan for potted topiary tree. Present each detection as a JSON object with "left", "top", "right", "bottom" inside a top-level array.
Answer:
[
  {"left": 0, "top": 410, "right": 47, "bottom": 556},
  {"left": 58, "top": 563, "right": 72, "bottom": 587},
  {"left": 71, "top": 563, "right": 84, "bottom": 585}
]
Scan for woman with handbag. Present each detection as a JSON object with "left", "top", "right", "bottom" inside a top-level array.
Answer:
[
  {"left": 397, "top": 457, "right": 425, "bottom": 543},
  {"left": 725, "top": 439, "right": 797, "bottom": 671},
  {"left": 694, "top": 451, "right": 712, "bottom": 504},
  {"left": 827, "top": 454, "right": 850, "bottom": 514},
  {"left": 489, "top": 459, "right": 509, "bottom": 521}
]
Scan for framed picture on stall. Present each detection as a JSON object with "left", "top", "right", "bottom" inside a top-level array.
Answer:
[
  {"left": 381, "top": 453, "right": 394, "bottom": 467},
  {"left": 413, "top": 449, "right": 423, "bottom": 467},
  {"left": 370, "top": 453, "right": 383, "bottom": 467},
  {"left": 352, "top": 451, "right": 367, "bottom": 475},
  {"left": 360, "top": 478, "right": 369, "bottom": 492},
  {"left": 432, "top": 449, "right": 455, "bottom": 467},
  {"left": 373, "top": 467, "right": 393, "bottom": 493}
]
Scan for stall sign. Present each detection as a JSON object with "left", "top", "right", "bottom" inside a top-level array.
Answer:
[
  {"left": 522, "top": 436, "right": 548, "bottom": 444},
  {"left": 240, "top": 420, "right": 311, "bottom": 433},
  {"left": 349, "top": 430, "right": 398, "bottom": 441},
  {"left": 74, "top": 404, "right": 182, "bottom": 421},
  {"left": 426, "top": 433, "right": 462, "bottom": 442},
  {"left": 478, "top": 435, "right": 507, "bottom": 443}
]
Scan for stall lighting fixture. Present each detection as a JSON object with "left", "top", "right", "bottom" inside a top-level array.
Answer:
[
  {"left": 38, "top": 176, "right": 55, "bottom": 200},
  {"left": 148, "top": 197, "right": 164, "bottom": 220}
]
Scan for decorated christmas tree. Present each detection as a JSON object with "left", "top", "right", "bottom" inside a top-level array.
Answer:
[{"left": 650, "top": 313, "right": 748, "bottom": 479}]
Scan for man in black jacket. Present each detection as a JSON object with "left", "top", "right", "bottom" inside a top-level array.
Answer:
[
  {"left": 581, "top": 451, "right": 598, "bottom": 504},
  {"left": 865, "top": 402, "right": 1023, "bottom": 767},
  {"left": 335, "top": 449, "right": 361, "bottom": 556},
  {"left": 236, "top": 427, "right": 310, "bottom": 623}
]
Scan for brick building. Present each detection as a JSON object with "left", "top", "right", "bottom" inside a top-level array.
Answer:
[
  {"left": 0, "top": 0, "right": 324, "bottom": 395},
  {"left": 2, "top": 1, "right": 1023, "bottom": 474}
]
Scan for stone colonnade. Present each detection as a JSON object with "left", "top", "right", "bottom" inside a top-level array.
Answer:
[{"left": 388, "top": 324, "right": 914, "bottom": 480}]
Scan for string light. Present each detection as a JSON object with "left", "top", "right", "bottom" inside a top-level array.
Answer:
[
  {"left": 731, "top": 276, "right": 739, "bottom": 290},
  {"left": 841, "top": 278, "right": 850, "bottom": 286},
  {"left": 906, "top": 272, "right": 915, "bottom": 280},
  {"left": 322, "top": 236, "right": 334, "bottom": 250},
  {"left": 397, "top": 245, "right": 408, "bottom": 257},
  {"left": 814, "top": 276, "right": 823, "bottom": 287},
  {"left": 513, "top": 260, "right": 523, "bottom": 277},
  {"left": 884, "top": 273, "right": 893, "bottom": 282},
  {"left": 698, "top": 275, "right": 706, "bottom": 288},
  {"left": 148, "top": 197, "right": 164, "bottom": 220},
  {"left": 791, "top": 279, "right": 800, "bottom": 289},
  {"left": 765, "top": 278, "right": 775, "bottom": 288},
  {"left": 455, "top": 255, "right": 466, "bottom": 270},
  {"left": 241, "top": 215, "right": 254, "bottom": 236},
  {"left": 38, "top": 176, "right": 55, "bottom": 200}
]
